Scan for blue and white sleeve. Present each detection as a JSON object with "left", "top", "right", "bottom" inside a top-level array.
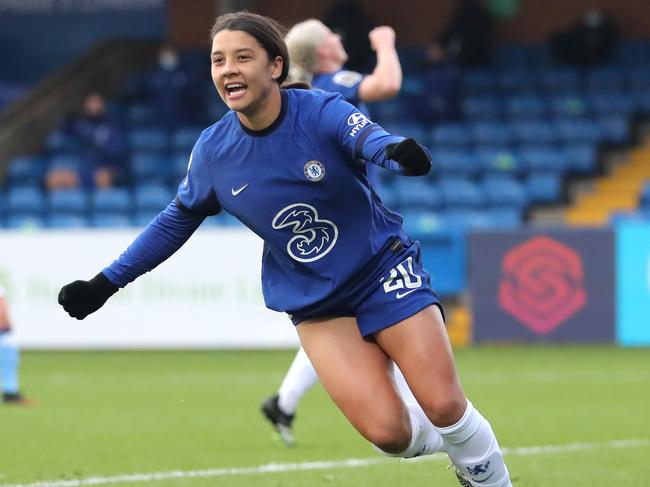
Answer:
[{"left": 319, "top": 93, "right": 410, "bottom": 173}]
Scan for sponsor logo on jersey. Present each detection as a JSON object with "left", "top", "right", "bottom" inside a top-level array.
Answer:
[
  {"left": 303, "top": 160, "right": 325, "bottom": 182},
  {"left": 347, "top": 112, "right": 372, "bottom": 138},
  {"left": 333, "top": 70, "right": 362, "bottom": 87},
  {"left": 272, "top": 203, "right": 338, "bottom": 263}
]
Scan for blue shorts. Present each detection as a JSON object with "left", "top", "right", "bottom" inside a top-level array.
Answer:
[{"left": 289, "top": 239, "right": 442, "bottom": 337}]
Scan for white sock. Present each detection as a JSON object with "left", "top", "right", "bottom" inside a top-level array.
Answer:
[
  {"left": 393, "top": 363, "right": 417, "bottom": 403},
  {"left": 374, "top": 402, "right": 445, "bottom": 458},
  {"left": 277, "top": 347, "right": 319, "bottom": 415},
  {"left": 436, "top": 400, "right": 512, "bottom": 487}
]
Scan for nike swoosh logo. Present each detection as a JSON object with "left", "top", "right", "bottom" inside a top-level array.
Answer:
[
  {"left": 231, "top": 184, "right": 249, "bottom": 196},
  {"left": 395, "top": 289, "right": 418, "bottom": 299}
]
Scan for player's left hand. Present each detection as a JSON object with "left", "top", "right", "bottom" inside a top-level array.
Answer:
[{"left": 385, "top": 138, "right": 431, "bottom": 176}]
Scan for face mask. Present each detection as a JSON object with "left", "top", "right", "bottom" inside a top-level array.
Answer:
[{"left": 159, "top": 53, "right": 179, "bottom": 71}]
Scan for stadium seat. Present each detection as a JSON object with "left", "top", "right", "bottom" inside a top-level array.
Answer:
[
  {"left": 539, "top": 68, "right": 580, "bottom": 92},
  {"left": 128, "top": 127, "right": 168, "bottom": 151},
  {"left": 625, "top": 66, "right": 650, "bottom": 90},
  {"left": 587, "top": 92, "right": 635, "bottom": 115},
  {"left": 518, "top": 147, "right": 566, "bottom": 173},
  {"left": 172, "top": 127, "right": 203, "bottom": 151},
  {"left": 430, "top": 123, "right": 472, "bottom": 147},
  {"left": 597, "top": 115, "right": 630, "bottom": 144},
  {"left": 460, "top": 69, "right": 497, "bottom": 94},
  {"left": 393, "top": 179, "right": 441, "bottom": 210},
  {"left": 130, "top": 153, "right": 174, "bottom": 184},
  {"left": 401, "top": 210, "right": 444, "bottom": 234},
  {"left": 92, "top": 188, "right": 132, "bottom": 213},
  {"left": 91, "top": 213, "right": 133, "bottom": 228},
  {"left": 5, "top": 156, "right": 46, "bottom": 186},
  {"left": 547, "top": 94, "right": 589, "bottom": 118},
  {"left": 461, "top": 96, "right": 501, "bottom": 119},
  {"left": 125, "top": 103, "right": 158, "bottom": 126},
  {"left": 47, "top": 215, "right": 88, "bottom": 229},
  {"left": 382, "top": 123, "right": 429, "bottom": 146},
  {"left": 6, "top": 214, "right": 44, "bottom": 229},
  {"left": 632, "top": 89, "right": 650, "bottom": 115},
  {"left": 481, "top": 176, "right": 528, "bottom": 209},
  {"left": 134, "top": 184, "right": 174, "bottom": 213},
  {"left": 430, "top": 149, "right": 476, "bottom": 177},
  {"left": 6, "top": 186, "right": 45, "bottom": 215},
  {"left": 47, "top": 189, "right": 88, "bottom": 216},
  {"left": 470, "top": 121, "right": 515, "bottom": 146},
  {"left": 504, "top": 95, "right": 546, "bottom": 119},
  {"left": 45, "top": 130, "right": 80, "bottom": 152},
  {"left": 498, "top": 69, "right": 537, "bottom": 92},
  {"left": 475, "top": 147, "right": 520, "bottom": 175},
  {"left": 512, "top": 120, "right": 558, "bottom": 145},
  {"left": 438, "top": 177, "right": 485, "bottom": 208},
  {"left": 585, "top": 66, "right": 625, "bottom": 91},
  {"left": 525, "top": 172, "right": 563, "bottom": 203},
  {"left": 555, "top": 118, "right": 602, "bottom": 144},
  {"left": 563, "top": 144, "right": 598, "bottom": 174}
]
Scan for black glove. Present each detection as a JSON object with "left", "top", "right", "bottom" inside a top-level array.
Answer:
[
  {"left": 385, "top": 138, "right": 432, "bottom": 176},
  {"left": 58, "top": 272, "right": 118, "bottom": 320}
]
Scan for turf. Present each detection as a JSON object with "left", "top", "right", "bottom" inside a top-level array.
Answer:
[{"left": 1, "top": 346, "right": 649, "bottom": 486}]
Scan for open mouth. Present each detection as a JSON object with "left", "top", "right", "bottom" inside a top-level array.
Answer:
[{"left": 225, "top": 82, "right": 247, "bottom": 99}]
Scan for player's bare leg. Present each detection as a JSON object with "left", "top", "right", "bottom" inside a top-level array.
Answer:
[
  {"left": 375, "top": 305, "right": 513, "bottom": 486},
  {"left": 297, "top": 317, "right": 443, "bottom": 457}
]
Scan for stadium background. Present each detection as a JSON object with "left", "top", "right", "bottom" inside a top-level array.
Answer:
[{"left": 0, "top": 1, "right": 649, "bottom": 486}]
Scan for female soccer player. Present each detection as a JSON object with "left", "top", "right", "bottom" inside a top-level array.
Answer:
[
  {"left": 58, "top": 12, "right": 513, "bottom": 487},
  {"left": 261, "top": 18, "right": 407, "bottom": 445}
]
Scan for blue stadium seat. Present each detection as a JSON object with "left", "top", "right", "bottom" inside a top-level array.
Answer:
[
  {"left": 401, "top": 74, "right": 426, "bottom": 96},
  {"left": 562, "top": 144, "right": 598, "bottom": 174},
  {"left": 461, "top": 96, "right": 501, "bottom": 119},
  {"left": 539, "top": 68, "right": 580, "bottom": 92},
  {"left": 125, "top": 103, "right": 158, "bottom": 126},
  {"left": 614, "top": 40, "right": 650, "bottom": 66},
  {"left": 518, "top": 147, "right": 566, "bottom": 173},
  {"left": 382, "top": 123, "right": 429, "bottom": 146},
  {"left": 6, "top": 186, "right": 45, "bottom": 215},
  {"left": 438, "top": 177, "right": 485, "bottom": 208},
  {"left": 393, "top": 179, "right": 441, "bottom": 210},
  {"left": 401, "top": 210, "right": 444, "bottom": 234},
  {"left": 504, "top": 95, "right": 546, "bottom": 119},
  {"left": 130, "top": 153, "right": 173, "bottom": 184},
  {"left": 482, "top": 176, "right": 528, "bottom": 209},
  {"left": 493, "top": 44, "right": 539, "bottom": 69},
  {"left": 587, "top": 92, "right": 635, "bottom": 115},
  {"left": 547, "top": 94, "right": 589, "bottom": 118},
  {"left": 128, "top": 127, "right": 168, "bottom": 151},
  {"left": 430, "top": 123, "right": 472, "bottom": 147},
  {"left": 460, "top": 69, "right": 497, "bottom": 94},
  {"left": 92, "top": 188, "right": 132, "bottom": 213},
  {"left": 470, "top": 121, "right": 515, "bottom": 146},
  {"left": 47, "top": 189, "right": 88, "bottom": 215},
  {"left": 206, "top": 98, "right": 229, "bottom": 122},
  {"left": 172, "top": 127, "right": 203, "bottom": 151},
  {"left": 133, "top": 210, "right": 161, "bottom": 227},
  {"left": 47, "top": 215, "right": 88, "bottom": 229},
  {"left": 6, "top": 156, "right": 46, "bottom": 186},
  {"left": 555, "top": 118, "right": 602, "bottom": 144},
  {"left": 6, "top": 215, "right": 44, "bottom": 229},
  {"left": 585, "top": 66, "right": 625, "bottom": 91},
  {"left": 525, "top": 172, "right": 563, "bottom": 203},
  {"left": 597, "top": 116, "right": 630, "bottom": 144},
  {"left": 498, "top": 69, "right": 537, "bottom": 92},
  {"left": 170, "top": 152, "right": 191, "bottom": 180},
  {"left": 632, "top": 89, "right": 650, "bottom": 115},
  {"left": 430, "top": 149, "right": 476, "bottom": 176},
  {"left": 625, "top": 66, "right": 650, "bottom": 89},
  {"left": 375, "top": 183, "right": 399, "bottom": 209},
  {"left": 512, "top": 120, "right": 558, "bottom": 144},
  {"left": 134, "top": 184, "right": 174, "bottom": 212},
  {"left": 91, "top": 214, "right": 133, "bottom": 228},
  {"left": 475, "top": 147, "right": 520, "bottom": 175},
  {"left": 45, "top": 130, "right": 80, "bottom": 152}
]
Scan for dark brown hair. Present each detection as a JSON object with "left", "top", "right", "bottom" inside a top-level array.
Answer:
[{"left": 210, "top": 11, "right": 289, "bottom": 85}]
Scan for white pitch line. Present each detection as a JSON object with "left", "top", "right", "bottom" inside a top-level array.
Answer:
[{"left": 1, "top": 438, "right": 648, "bottom": 487}]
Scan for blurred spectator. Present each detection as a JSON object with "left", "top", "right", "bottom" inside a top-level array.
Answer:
[
  {"left": 323, "top": 0, "right": 375, "bottom": 72},
  {"left": 145, "top": 43, "right": 197, "bottom": 131},
  {"left": 437, "top": 0, "right": 495, "bottom": 67},
  {"left": 0, "top": 285, "right": 28, "bottom": 405},
  {"left": 550, "top": 7, "right": 619, "bottom": 66},
  {"left": 46, "top": 93, "right": 126, "bottom": 190},
  {"left": 417, "top": 42, "right": 462, "bottom": 124}
]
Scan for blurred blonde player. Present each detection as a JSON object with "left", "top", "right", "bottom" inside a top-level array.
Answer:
[
  {"left": 0, "top": 285, "right": 28, "bottom": 405},
  {"left": 260, "top": 19, "right": 411, "bottom": 445}
]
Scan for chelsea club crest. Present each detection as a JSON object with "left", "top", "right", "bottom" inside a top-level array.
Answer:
[{"left": 304, "top": 160, "right": 325, "bottom": 182}]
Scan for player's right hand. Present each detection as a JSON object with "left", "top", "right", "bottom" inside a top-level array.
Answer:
[
  {"left": 58, "top": 272, "right": 119, "bottom": 320},
  {"left": 369, "top": 26, "right": 396, "bottom": 51}
]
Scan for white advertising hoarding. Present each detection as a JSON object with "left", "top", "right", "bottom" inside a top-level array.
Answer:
[{"left": 0, "top": 228, "right": 300, "bottom": 349}]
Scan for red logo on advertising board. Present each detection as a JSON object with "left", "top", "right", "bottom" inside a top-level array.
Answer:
[{"left": 498, "top": 236, "right": 587, "bottom": 334}]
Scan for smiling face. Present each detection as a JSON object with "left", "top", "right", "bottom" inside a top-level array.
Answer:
[{"left": 211, "top": 29, "right": 284, "bottom": 118}]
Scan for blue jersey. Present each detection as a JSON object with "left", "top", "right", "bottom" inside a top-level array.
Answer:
[
  {"left": 312, "top": 70, "right": 369, "bottom": 116},
  {"left": 104, "top": 89, "right": 412, "bottom": 314}
]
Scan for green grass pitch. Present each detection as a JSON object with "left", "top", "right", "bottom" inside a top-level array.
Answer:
[{"left": 1, "top": 346, "right": 649, "bottom": 486}]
